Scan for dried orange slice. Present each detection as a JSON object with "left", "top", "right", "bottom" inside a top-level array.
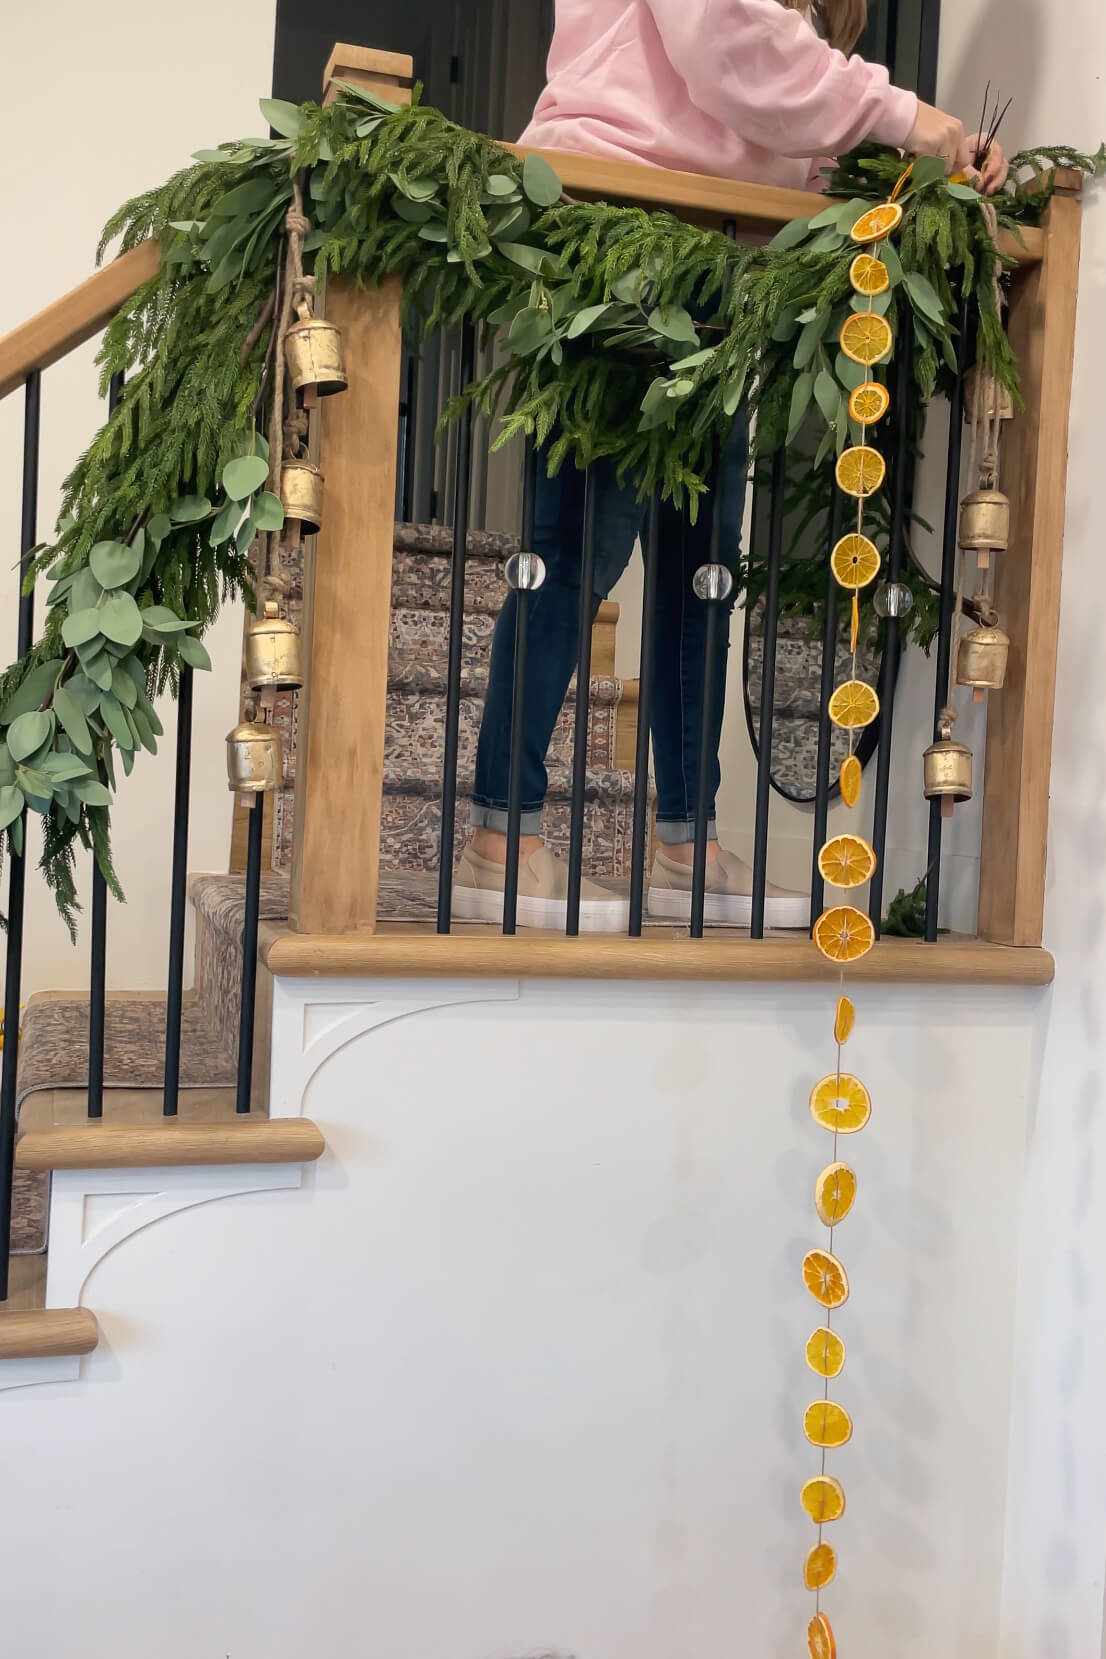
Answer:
[
  {"left": 809, "top": 1610, "right": 838, "bottom": 1659},
  {"left": 839, "top": 310, "right": 894, "bottom": 366},
  {"left": 828, "top": 679, "right": 880, "bottom": 729},
  {"left": 803, "top": 1247, "right": 850, "bottom": 1308},
  {"left": 806, "top": 1325, "right": 846, "bottom": 1379},
  {"left": 851, "top": 201, "right": 904, "bottom": 244},
  {"left": 849, "top": 380, "right": 891, "bottom": 425},
  {"left": 805, "top": 1400, "right": 854, "bottom": 1449},
  {"left": 850, "top": 593, "right": 860, "bottom": 651},
  {"left": 804, "top": 1541, "right": 838, "bottom": 1592},
  {"left": 810, "top": 1073, "right": 872, "bottom": 1134},
  {"left": 849, "top": 253, "right": 890, "bottom": 296},
  {"left": 813, "top": 905, "right": 876, "bottom": 964},
  {"left": 818, "top": 833, "right": 877, "bottom": 889},
  {"left": 831, "top": 533, "right": 881, "bottom": 590},
  {"left": 839, "top": 754, "right": 862, "bottom": 806},
  {"left": 890, "top": 162, "right": 915, "bottom": 200},
  {"left": 835, "top": 444, "right": 887, "bottom": 498},
  {"left": 834, "top": 995, "right": 855, "bottom": 1044},
  {"left": 815, "top": 1161, "right": 858, "bottom": 1224},
  {"left": 801, "top": 1474, "right": 847, "bottom": 1525}
]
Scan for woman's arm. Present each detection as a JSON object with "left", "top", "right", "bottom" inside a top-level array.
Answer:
[{"left": 645, "top": 0, "right": 917, "bottom": 158}]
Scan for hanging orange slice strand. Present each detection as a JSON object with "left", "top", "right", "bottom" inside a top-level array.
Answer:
[
  {"left": 835, "top": 444, "right": 887, "bottom": 499},
  {"left": 851, "top": 592, "right": 860, "bottom": 651},
  {"left": 840, "top": 311, "right": 894, "bottom": 366},
  {"left": 801, "top": 1474, "right": 847, "bottom": 1524},
  {"left": 808, "top": 1611, "right": 838, "bottom": 1659},
  {"left": 806, "top": 1325, "right": 847, "bottom": 1379},
  {"left": 804, "top": 1541, "right": 838, "bottom": 1592},
  {"left": 818, "top": 833, "right": 877, "bottom": 889},
  {"left": 815, "top": 1161, "right": 858, "bottom": 1224},
  {"left": 831, "top": 532, "right": 881, "bottom": 590},
  {"left": 849, "top": 253, "right": 890, "bottom": 296},
  {"left": 851, "top": 200, "right": 904, "bottom": 243},
  {"left": 803, "top": 1247, "right": 850, "bottom": 1308},
  {"left": 839, "top": 754, "right": 862, "bottom": 807},
  {"left": 849, "top": 380, "right": 891, "bottom": 425},
  {"left": 828, "top": 679, "right": 880, "bottom": 730},
  {"left": 813, "top": 905, "right": 876, "bottom": 964},
  {"left": 804, "top": 1399, "right": 854, "bottom": 1449},
  {"left": 890, "top": 162, "right": 915, "bottom": 201},
  {"left": 810, "top": 1073, "right": 872, "bottom": 1134},
  {"left": 834, "top": 995, "right": 856, "bottom": 1044}
]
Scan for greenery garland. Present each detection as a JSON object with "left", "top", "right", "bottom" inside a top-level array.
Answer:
[{"left": 5, "top": 76, "right": 1103, "bottom": 927}]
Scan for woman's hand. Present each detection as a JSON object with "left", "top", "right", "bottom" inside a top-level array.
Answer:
[
  {"left": 966, "top": 135, "right": 1010, "bottom": 195},
  {"left": 906, "top": 102, "right": 973, "bottom": 174}
]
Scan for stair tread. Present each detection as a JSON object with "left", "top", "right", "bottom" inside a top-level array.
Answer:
[{"left": 16, "top": 1118, "right": 325, "bottom": 1172}]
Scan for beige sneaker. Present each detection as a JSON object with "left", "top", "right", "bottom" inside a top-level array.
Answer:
[
  {"left": 648, "top": 846, "right": 809, "bottom": 929},
  {"left": 452, "top": 844, "right": 630, "bottom": 932}
]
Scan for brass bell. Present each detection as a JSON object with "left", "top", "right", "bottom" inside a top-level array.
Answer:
[
  {"left": 280, "top": 461, "right": 325, "bottom": 535},
  {"left": 958, "top": 487, "right": 1010, "bottom": 569},
  {"left": 245, "top": 602, "right": 304, "bottom": 692},
  {"left": 956, "top": 623, "right": 1010, "bottom": 701},
  {"left": 284, "top": 317, "right": 348, "bottom": 397},
  {"left": 226, "top": 720, "right": 283, "bottom": 795},
  {"left": 923, "top": 720, "right": 973, "bottom": 818},
  {"left": 963, "top": 366, "right": 1015, "bottom": 425}
]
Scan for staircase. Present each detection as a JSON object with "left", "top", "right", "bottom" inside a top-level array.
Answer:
[{"left": 247, "top": 523, "right": 643, "bottom": 891}]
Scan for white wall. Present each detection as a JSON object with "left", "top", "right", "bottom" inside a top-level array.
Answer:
[
  {"left": 0, "top": 974, "right": 1041, "bottom": 1658},
  {"left": 0, "top": 0, "right": 277, "bottom": 996}
]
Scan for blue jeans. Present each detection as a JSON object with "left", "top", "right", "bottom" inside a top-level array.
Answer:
[{"left": 471, "top": 415, "right": 749, "bottom": 844}]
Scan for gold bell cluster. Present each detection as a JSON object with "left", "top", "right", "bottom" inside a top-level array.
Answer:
[
  {"left": 225, "top": 719, "right": 283, "bottom": 796},
  {"left": 245, "top": 602, "right": 304, "bottom": 693},
  {"left": 284, "top": 313, "right": 348, "bottom": 399},
  {"left": 923, "top": 718, "right": 973, "bottom": 817}
]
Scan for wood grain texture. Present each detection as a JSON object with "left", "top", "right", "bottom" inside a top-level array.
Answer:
[
  {"left": 0, "top": 242, "right": 161, "bottom": 400},
  {"left": 323, "top": 44, "right": 414, "bottom": 102},
  {"left": 0, "top": 1309, "right": 98, "bottom": 1358},
  {"left": 260, "top": 923, "right": 1053, "bottom": 986},
  {"left": 16, "top": 1118, "right": 325, "bottom": 1173},
  {"left": 978, "top": 193, "right": 1083, "bottom": 946}
]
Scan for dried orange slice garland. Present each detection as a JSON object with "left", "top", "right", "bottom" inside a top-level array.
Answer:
[{"left": 800, "top": 174, "right": 910, "bottom": 1653}]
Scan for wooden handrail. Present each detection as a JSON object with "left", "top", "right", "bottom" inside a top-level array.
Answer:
[{"left": 0, "top": 241, "right": 161, "bottom": 401}]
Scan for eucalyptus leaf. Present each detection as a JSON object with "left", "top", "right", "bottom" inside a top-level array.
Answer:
[
  {"left": 904, "top": 270, "right": 945, "bottom": 323},
  {"left": 52, "top": 687, "right": 92, "bottom": 754},
  {"left": 522, "top": 152, "right": 563, "bottom": 208},
  {"left": 99, "top": 593, "right": 143, "bottom": 648},
  {"left": 62, "top": 608, "right": 104, "bottom": 649},
  {"left": 222, "top": 454, "right": 269, "bottom": 500},
  {"left": 392, "top": 195, "right": 434, "bottom": 224},
  {"left": 71, "top": 778, "right": 112, "bottom": 808},
  {"left": 0, "top": 746, "right": 13, "bottom": 787},
  {"left": 835, "top": 352, "right": 868, "bottom": 391},
  {"left": 485, "top": 173, "right": 519, "bottom": 197},
  {"left": 723, "top": 373, "right": 748, "bottom": 417},
  {"left": 0, "top": 785, "right": 24, "bottom": 834},
  {"left": 881, "top": 240, "right": 904, "bottom": 285},
  {"left": 489, "top": 204, "right": 530, "bottom": 241},
  {"left": 64, "top": 676, "right": 102, "bottom": 717},
  {"left": 0, "top": 659, "right": 65, "bottom": 725},
  {"left": 417, "top": 222, "right": 450, "bottom": 244},
  {"left": 110, "top": 666, "right": 138, "bottom": 710},
  {"left": 947, "top": 181, "right": 981, "bottom": 202},
  {"left": 771, "top": 305, "right": 801, "bottom": 344},
  {"left": 814, "top": 368, "right": 842, "bottom": 426},
  {"left": 787, "top": 372, "right": 815, "bottom": 443},
  {"left": 210, "top": 498, "right": 245, "bottom": 547},
  {"left": 76, "top": 644, "right": 114, "bottom": 691},
  {"left": 139, "top": 606, "right": 195, "bottom": 635},
  {"left": 8, "top": 710, "right": 53, "bottom": 764},
  {"left": 89, "top": 539, "right": 142, "bottom": 589},
  {"left": 794, "top": 312, "right": 829, "bottom": 371},
  {"left": 610, "top": 269, "right": 645, "bottom": 304},
  {"left": 328, "top": 77, "right": 401, "bottom": 113},
  {"left": 809, "top": 229, "right": 846, "bottom": 254},
  {"left": 147, "top": 513, "right": 172, "bottom": 546},
  {"left": 130, "top": 706, "right": 158, "bottom": 756},
  {"left": 99, "top": 694, "right": 134, "bottom": 753},
  {"left": 208, "top": 177, "right": 282, "bottom": 219},
  {"left": 909, "top": 155, "right": 953, "bottom": 191},
  {"left": 41, "top": 753, "right": 91, "bottom": 784},
  {"left": 390, "top": 173, "right": 438, "bottom": 203},
  {"left": 496, "top": 241, "right": 560, "bottom": 276},
  {"left": 767, "top": 217, "right": 810, "bottom": 251},
  {"left": 648, "top": 305, "right": 699, "bottom": 348},
  {"left": 251, "top": 491, "right": 285, "bottom": 533},
  {"left": 259, "top": 97, "right": 306, "bottom": 139},
  {"left": 566, "top": 303, "right": 611, "bottom": 340},
  {"left": 355, "top": 116, "right": 383, "bottom": 137},
  {"left": 176, "top": 634, "right": 212, "bottom": 672},
  {"left": 134, "top": 684, "right": 164, "bottom": 739},
  {"left": 168, "top": 495, "right": 212, "bottom": 523}
]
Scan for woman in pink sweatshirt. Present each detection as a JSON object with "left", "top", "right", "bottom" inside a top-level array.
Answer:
[{"left": 454, "top": 0, "right": 1008, "bottom": 932}]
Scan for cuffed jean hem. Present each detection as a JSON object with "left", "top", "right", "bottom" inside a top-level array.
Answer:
[
  {"left": 655, "top": 816, "right": 718, "bottom": 845},
  {"left": 470, "top": 801, "right": 545, "bottom": 835}
]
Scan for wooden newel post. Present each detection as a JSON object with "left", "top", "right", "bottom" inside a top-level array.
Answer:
[
  {"left": 288, "top": 47, "right": 414, "bottom": 936},
  {"left": 978, "top": 172, "right": 1083, "bottom": 948}
]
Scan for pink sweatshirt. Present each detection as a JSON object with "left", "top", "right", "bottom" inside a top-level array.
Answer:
[{"left": 520, "top": 0, "right": 918, "bottom": 193}]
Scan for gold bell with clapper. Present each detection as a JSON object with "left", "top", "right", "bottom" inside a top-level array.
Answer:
[
  {"left": 957, "top": 621, "right": 1010, "bottom": 701},
  {"left": 245, "top": 603, "right": 304, "bottom": 693},
  {"left": 284, "top": 316, "right": 348, "bottom": 398},
  {"left": 958, "top": 487, "right": 1010, "bottom": 572},
  {"left": 923, "top": 718, "right": 973, "bottom": 819},
  {"left": 226, "top": 720, "right": 283, "bottom": 796}
]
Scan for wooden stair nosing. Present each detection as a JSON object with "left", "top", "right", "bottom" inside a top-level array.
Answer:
[
  {"left": 16, "top": 1118, "right": 325, "bottom": 1173},
  {"left": 0, "top": 1308, "right": 98, "bottom": 1359}
]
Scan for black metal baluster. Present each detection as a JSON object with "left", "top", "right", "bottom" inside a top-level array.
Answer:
[
  {"left": 810, "top": 491, "right": 845, "bottom": 926},
  {"left": 236, "top": 794, "right": 265, "bottom": 1114},
  {"left": 629, "top": 494, "right": 661, "bottom": 937},
  {"left": 868, "top": 309, "right": 915, "bottom": 935},
  {"left": 750, "top": 450, "right": 787, "bottom": 939},
  {"left": 925, "top": 290, "right": 972, "bottom": 941},
  {"left": 162, "top": 665, "right": 193, "bottom": 1117},
  {"left": 87, "top": 369, "right": 126, "bottom": 1120},
  {"left": 566, "top": 471, "right": 597, "bottom": 937},
  {"left": 435, "top": 319, "right": 476, "bottom": 934},
  {"left": 690, "top": 471, "right": 731, "bottom": 939},
  {"left": 502, "top": 551, "right": 546, "bottom": 934},
  {"left": 0, "top": 373, "right": 42, "bottom": 1300}
]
